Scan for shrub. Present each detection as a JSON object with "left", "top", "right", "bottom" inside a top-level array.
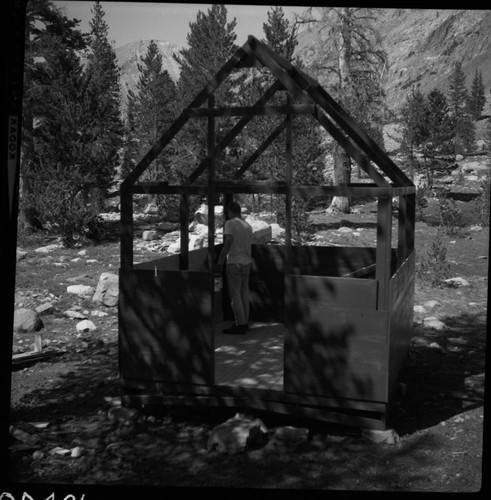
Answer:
[
  {"left": 474, "top": 174, "right": 490, "bottom": 227},
  {"left": 417, "top": 228, "right": 451, "bottom": 286},
  {"left": 437, "top": 190, "right": 467, "bottom": 236}
]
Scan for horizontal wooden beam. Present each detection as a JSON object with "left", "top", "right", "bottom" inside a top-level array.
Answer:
[
  {"left": 129, "top": 181, "right": 411, "bottom": 197},
  {"left": 185, "top": 104, "right": 315, "bottom": 118}
]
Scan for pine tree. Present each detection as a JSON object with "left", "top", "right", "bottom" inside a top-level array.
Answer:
[
  {"left": 173, "top": 4, "right": 238, "bottom": 180},
  {"left": 128, "top": 40, "right": 178, "bottom": 181},
  {"left": 448, "top": 61, "right": 474, "bottom": 154},
  {"left": 21, "top": 0, "right": 87, "bottom": 232},
  {"left": 82, "top": 1, "right": 124, "bottom": 211},
  {"left": 400, "top": 87, "right": 428, "bottom": 176},
  {"left": 262, "top": 6, "right": 298, "bottom": 60},
  {"left": 174, "top": 4, "right": 238, "bottom": 107},
  {"left": 422, "top": 88, "right": 452, "bottom": 187},
  {"left": 468, "top": 68, "right": 486, "bottom": 120}
]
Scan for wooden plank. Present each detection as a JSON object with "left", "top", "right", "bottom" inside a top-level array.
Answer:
[
  {"left": 179, "top": 194, "right": 189, "bottom": 270},
  {"left": 128, "top": 182, "right": 404, "bottom": 198},
  {"left": 120, "top": 188, "right": 133, "bottom": 269},
  {"left": 284, "top": 305, "right": 389, "bottom": 402},
  {"left": 286, "top": 275, "right": 377, "bottom": 310},
  {"left": 185, "top": 104, "right": 315, "bottom": 117},
  {"left": 376, "top": 197, "right": 393, "bottom": 310},
  {"left": 119, "top": 269, "right": 213, "bottom": 385}
]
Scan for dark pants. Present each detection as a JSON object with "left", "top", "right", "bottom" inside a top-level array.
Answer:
[{"left": 226, "top": 263, "right": 251, "bottom": 325}]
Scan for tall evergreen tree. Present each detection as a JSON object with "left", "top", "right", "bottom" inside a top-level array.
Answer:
[
  {"left": 400, "top": 87, "right": 428, "bottom": 176},
  {"left": 422, "top": 88, "right": 453, "bottom": 187},
  {"left": 82, "top": 1, "right": 123, "bottom": 211},
  {"left": 448, "top": 61, "right": 474, "bottom": 154},
  {"left": 174, "top": 4, "right": 238, "bottom": 107},
  {"left": 468, "top": 68, "right": 486, "bottom": 120},
  {"left": 21, "top": 0, "right": 87, "bottom": 231},
  {"left": 173, "top": 4, "right": 238, "bottom": 180},
  {"left": 127, "top": 40, "right": 178, "bottom": 184}
]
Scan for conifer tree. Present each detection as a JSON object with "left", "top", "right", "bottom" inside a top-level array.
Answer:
[
  {"left": 422, "top": 88, "right": 452, "bottom": 187},
  {"left": 82, "top": 1, "right": 123, "bottom": 211},
  {"left": 448, "top": 61, "right": 474, "bottom": 154},
  {"left": 173, "top": 4, "right": 238, "bottom": 180},
  {"left": 21, "top": 0, "right": 87, "bottom": 232},
  {"left": 468, "top": 68, "right": 486, "bottom": 120},
  {"left": 174, "top": 4, "right": 237, "bottom": 107},
  {"left": 127, "top": 40, "right": 178, "bottom": 183},
  {"left": 400, "top": 87, "right": 428, "bottom": 176}
]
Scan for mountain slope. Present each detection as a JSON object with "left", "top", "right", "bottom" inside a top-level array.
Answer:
[
  {"left": 114, "top": 9, "right": 491, "bottom": 115},
  {"left": 295, "top": 9, "right": 491, "bottom": 113}
]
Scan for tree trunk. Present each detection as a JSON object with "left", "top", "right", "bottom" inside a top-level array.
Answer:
[
  {"left": 328, "top": 143, "right": 351, "bottom": 213},
  {"left": 328, "top": 8, "right": 352, "bottom": 214}
]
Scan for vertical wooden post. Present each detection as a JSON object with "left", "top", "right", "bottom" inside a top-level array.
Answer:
[
  {"left": 120, "top": 187, "right": 133, "bottom": 270},
  {"left": 406, "top": 192, "right": 415, "bottom": 254},
  {"left": 397, "top": 195, "right": 406, "bottom": 267},
  {"left": 285, "top": 93, "right": 293, "bottom": 275},
  {"left": 376, "top": 196, "right": 392, "bottom": 311},
  {"left": 207, "top": 94, "right": 216, "bottom": 274},
  {"left": 179, "top": 194, "right": 189, "bottom": 270}
]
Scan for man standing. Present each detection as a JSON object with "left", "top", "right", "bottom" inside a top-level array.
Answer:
[{"left": 217, "top": 201, "right": 253, "bottom": 334}]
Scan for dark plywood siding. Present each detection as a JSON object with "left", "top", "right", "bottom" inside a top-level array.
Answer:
[
  {"left": 119, "top": 269, "right": 213, "bottom": 385},
  {"left": 284, "top": 275, "right": 388, "bottom": 402},
  {"left": 388, "top": 252, "right": 415, "bottom": 399}
]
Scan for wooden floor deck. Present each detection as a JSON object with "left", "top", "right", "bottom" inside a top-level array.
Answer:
[{"left": 214, "top": 321, "right": 285, "bottom": 391}]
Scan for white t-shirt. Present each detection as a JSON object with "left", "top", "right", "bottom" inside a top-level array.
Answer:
[{"left": 223, "top": 217, "right": 253, "bottom": 265}]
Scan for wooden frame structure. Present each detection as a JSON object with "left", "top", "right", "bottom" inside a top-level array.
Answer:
[{"left": 119, "top": 36, "right": 416, "bottom": 429}]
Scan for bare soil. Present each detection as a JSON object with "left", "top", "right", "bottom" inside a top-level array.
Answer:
[{"left": 5, "top": 197, "right": 488, "bottom": 495}]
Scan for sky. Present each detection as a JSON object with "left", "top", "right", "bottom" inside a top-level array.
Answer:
[{"left": 53, "top": 1, "right": 310, "bottom": 48}]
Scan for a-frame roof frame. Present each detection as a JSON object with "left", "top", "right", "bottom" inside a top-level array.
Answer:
[{"left": 121, "top": 35, "right": 413, "bottom": 190}]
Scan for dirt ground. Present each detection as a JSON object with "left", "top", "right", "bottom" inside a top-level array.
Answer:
[{"left": 5, "top": 197, "right": 488, "bottom": 495}]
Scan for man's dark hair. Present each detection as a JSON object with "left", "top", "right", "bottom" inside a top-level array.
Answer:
[{"left": 227, "top": 201, "right": 241, "bottom": 217}]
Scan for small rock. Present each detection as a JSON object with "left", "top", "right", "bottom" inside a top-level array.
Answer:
[
  {"left": 413, "top": 305, "right": 426, "bottom": 313},
  {"left": 423, "top": 317, "right": 445, "bottom": 330},
  {"left": 86, "top": 259, "right": 98, "bottom": 264},
  {"left": 32, "top": 450, "right": 44, "bottom": 460},
  {"left": 17, "top": 249, "right": 28, "bottom": 261},
  {"left": 142, "top": 230, "right": 160, "bottom": 241},
  {"left": 77, "top": 250, "right": 87, "bottom": 256},
  {"left": 361, "top": 428, "right": 400, "bottom": 445},
  {"left": 14, "top": 308, "right": 43, "bottom": 333},
  {"left": 70, "top": 446, "right": 83, "bottom": 458},
  {"left": 108, "top": 406, "right": 139, "bottom": 425},
  {"left": 207, "top": 413, "right": 268, "bottom": 454},
  {"left": 469, "top": 225, "right": 482, "bottom": 232},
  {"left": 337, "top": 226, "right": 352, "bottom": 233},
  {"left": 428, "top": 342, "right": 442, "bottom": 350},
  {"left": 76, "top": 320, "right": 97, "bottom": 332},
  {"left": 49, "top": 447, "right": 71, "bottom": 456},
  {"left": 93, "top": 272, "right": 119, "bottom": 307},
  {"left": 443, "top": 277, "right": 469, "bottom": 288},
  {"left": 424, "top": 300, "right": 440, "bottom": 309},
  {"left": 34, "top": 244, "right": 60, "bottom": 254},
  {"left": 64, "top": 310, "right": 87, "bottom": 319},
  {"left": 67, "top": 284, "right": 96, "bottom": 297},
  {"left": 144, "top": 202, "right": 159, "bottom": 215},
  {"left": 35, "top": 302, "right": 54, "bottom": 315},
  {"left": 91, "top": 310, "right": 109, "bottom": 317}
]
